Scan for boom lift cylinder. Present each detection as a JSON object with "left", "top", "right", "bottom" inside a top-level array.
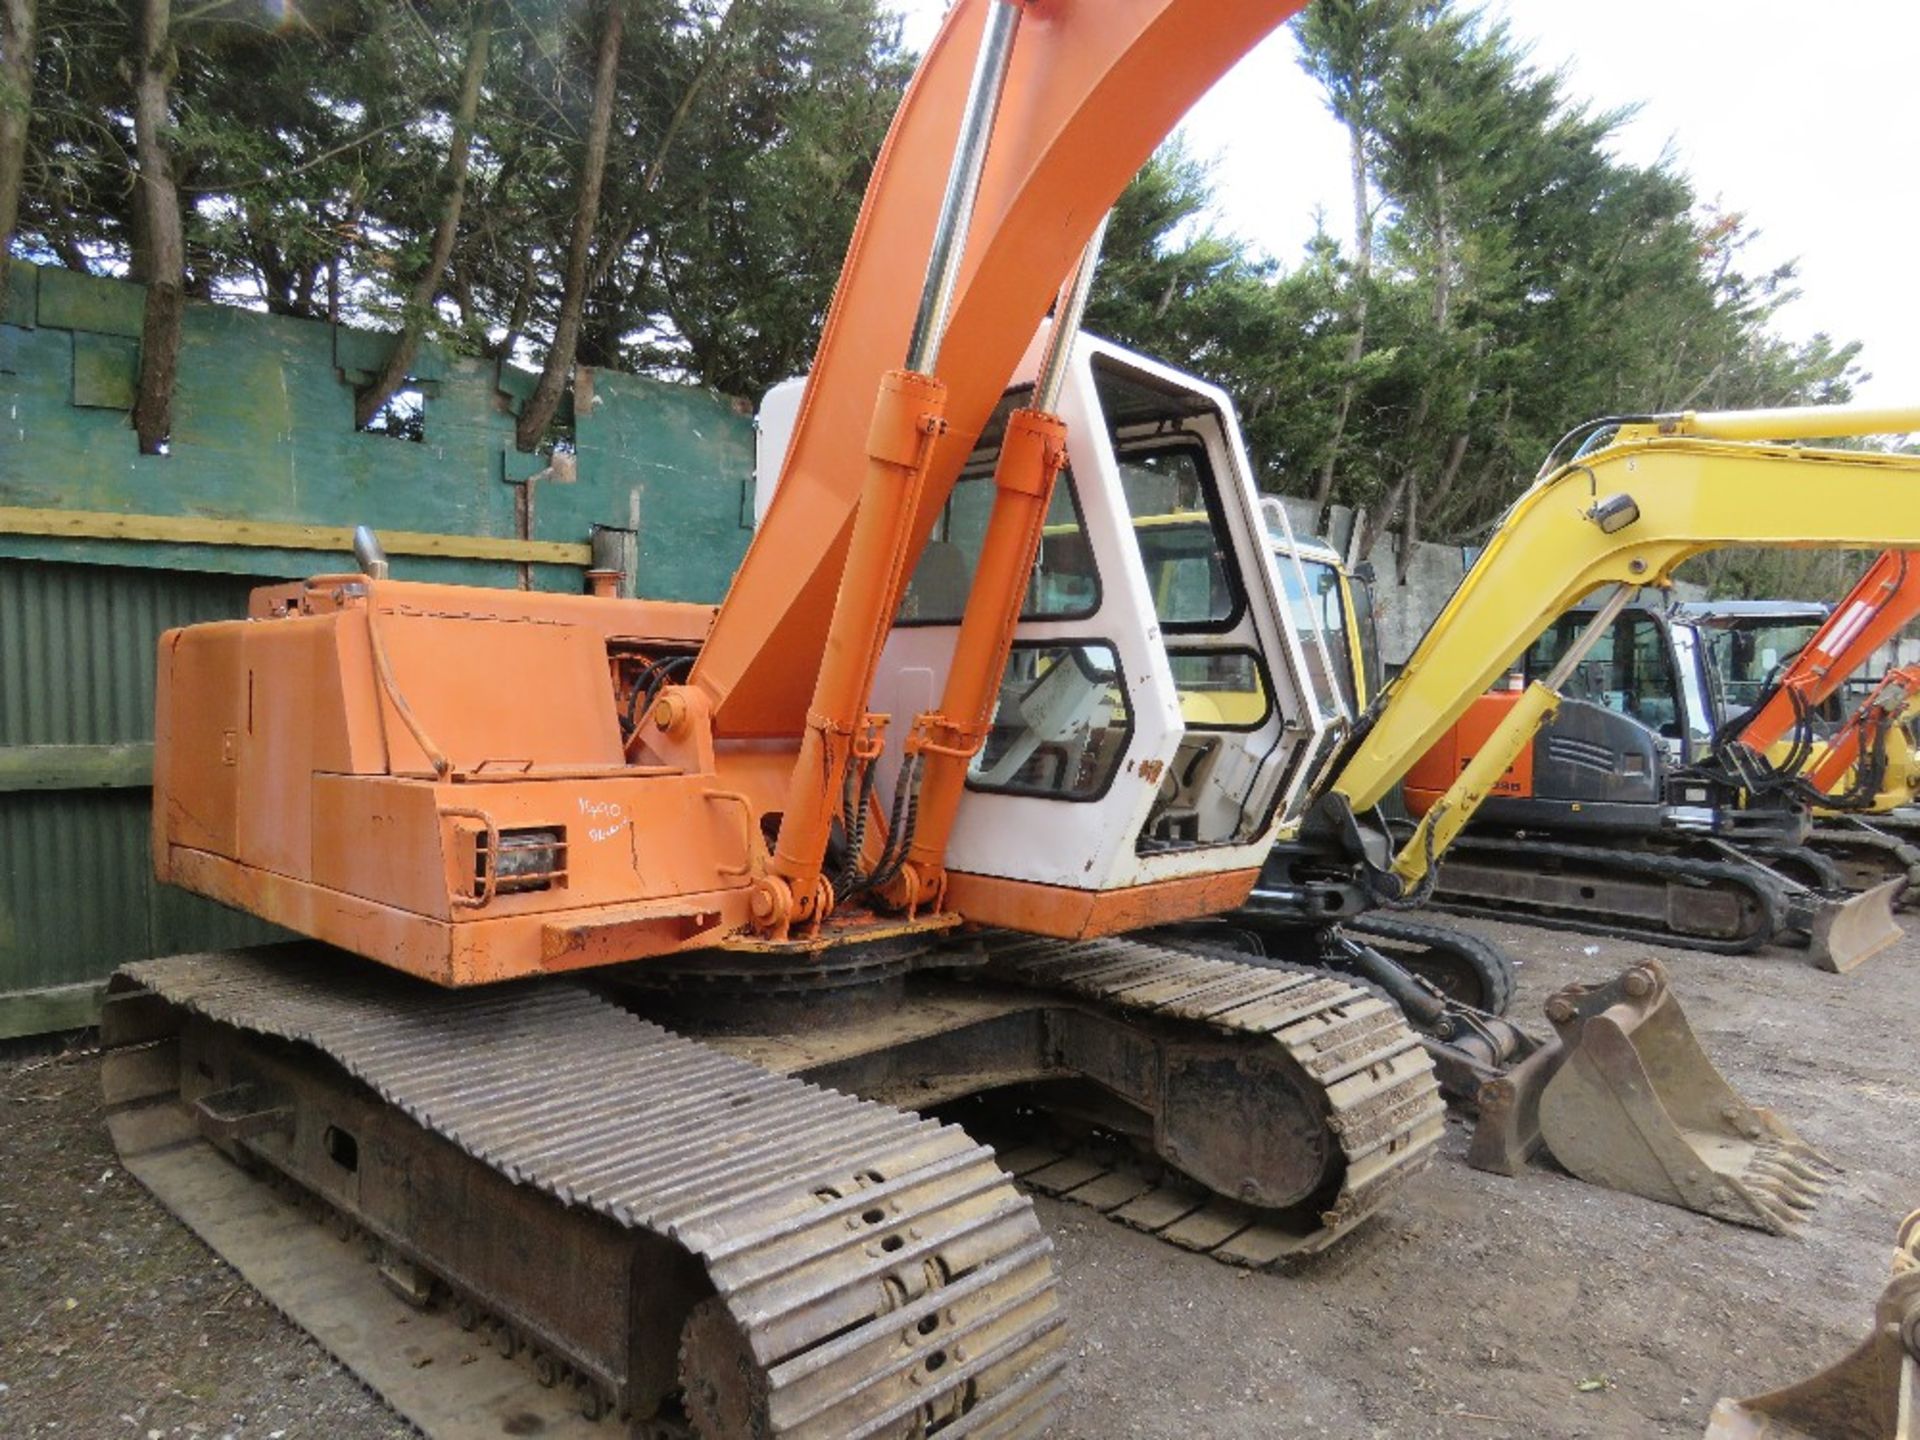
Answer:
[
  {"left": 767, "top": 0, "right": 1022, "bottom": 926},
  {"left": 766, "top": 367, "right": 948, "bottom": 927},
  {"left": 893, "top": 221, "right": 1107, "bottom": 912}
]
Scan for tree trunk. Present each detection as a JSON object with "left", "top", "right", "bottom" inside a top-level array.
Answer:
[
  {"left": 1311, "top": 112, "right": 1374, "bottom": 524},
  {"left": 1354, "top": 466, "right": 1411, "bottom": 573},
  {"left": 356, "top": 1, "right": 492, "bottom": 429},
  {"left": 1395, "top": 476, "right": 1420, "bottom": 582},
  {"left": 1354, "top": 388, "right": 1432, "bottom": 568},
  {"left": 1399, "top": 430, "right": 1468, "bottom": 581},
  {"left": 569, "top": 3, "right": 751, "bottom": 376},
  {"left": 489, "top": 257, "right": 537, "bottom": 362},
  {"left": 0, "top": 0, "right": 36, "bottom": 323},
  {"left": 514, "top": 0, "right": 622, "bottom": 453},
  {"left": 450, "top": 254, "right": 489, "bottom": 351},
  {"left": 131, "top": 0, "right": 183, "bottom": 455}
]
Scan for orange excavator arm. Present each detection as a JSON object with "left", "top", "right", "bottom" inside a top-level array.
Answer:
[
  {"left": 1737, "top": 548, "right": 1920, "bottom": 754},
  {"left": 690, "top": 0, "right": 1304, "bottom": 740},
  {"left": 1807, "top": 664, "right": 1920, "bottom": 796}
]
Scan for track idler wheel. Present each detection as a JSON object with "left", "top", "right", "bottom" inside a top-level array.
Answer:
[
  {"left": 680, "top": 1297, "right": 773, "bottom": 1440},
  {"left": 1705, "top": 1210, "right": 1920, "bottom": 1437},
  {"left": 1466, "top": 961, "right": 1836, "bottom": 1233}
]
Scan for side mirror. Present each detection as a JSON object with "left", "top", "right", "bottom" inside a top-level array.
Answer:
[{"left": 1351, "top": 561, "right": 1377, "bottom": 585}]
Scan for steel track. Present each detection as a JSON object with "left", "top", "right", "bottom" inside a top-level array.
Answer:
[
  {"left": 1423, "top": 834, "right": 1787, "bottom": 953},
  {"left": 104, "top": 949, "right": 1067, "bottom": 1440},
  {"left": 1807, "top": 823, "right": 1920, "bottom": 902},
  {"left": 978, "top": 936, "right": 1447, "bottom": 1262}
]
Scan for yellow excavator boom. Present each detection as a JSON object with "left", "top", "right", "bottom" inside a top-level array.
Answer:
[{"left": 1334, "top": 405, "right": 1920, "bottom": 824}]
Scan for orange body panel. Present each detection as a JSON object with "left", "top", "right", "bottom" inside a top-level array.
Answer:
[
  {"left": 943, "top": 867, "right": 1262, "bottom": 940},
  {"left": 1402, "top": 693, "right": 1537, "bottom": 818},
  {"left": 154, "top": 578, "right": 760, "bottom": 984},
  {"left": 169, "top": 846, "right": 753, "bottom": 987}
]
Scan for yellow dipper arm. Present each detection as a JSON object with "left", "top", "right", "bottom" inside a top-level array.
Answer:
[
  {"left": 1388, "top": 681, "right": 1561, "bottom": 887},
  {"left": 1332, "top": 417, "right": 1920, "bottom": 818}
]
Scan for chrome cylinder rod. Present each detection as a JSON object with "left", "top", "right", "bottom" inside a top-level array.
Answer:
[
  {"left": 1542, "top": 584, "right": 1636, "bottom": 691},
  {"left": 352, "top": 524, "right": 390, "bottom": 580},
  {"left": 1032, "top": 211, "right": 1111, "bottom": 413},
  {"left": 904, "top": 0, "right": 1023, "bottom": 373}
]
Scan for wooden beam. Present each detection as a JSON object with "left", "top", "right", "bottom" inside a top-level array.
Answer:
[
  {"left": 0, "top": 742, "right": 156, "bottom": 792},
  {"left": 0, "top": 982, "right": 105, "bottom": 1040},
  {"left": 0, "top": 506, "right": 591, "bottom": 566}
]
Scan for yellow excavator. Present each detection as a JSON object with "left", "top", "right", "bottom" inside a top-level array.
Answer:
[
  {"left": 1210, "top": 405, "right": 1920, "bottom": 1232},
  {"left": 94, "top": 2, "right": 1920, "bottom": 1435}
]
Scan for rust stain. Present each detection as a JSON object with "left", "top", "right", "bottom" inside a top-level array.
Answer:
[{"left": 1137, "top": 758, "right": 1165, "bottom": 784}]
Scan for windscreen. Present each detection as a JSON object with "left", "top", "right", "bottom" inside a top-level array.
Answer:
[
  {"left": 1278, "top": 558, "right": 1357, "bottom": 716},
  {"left": 1704, "top": 620, "right": 1824, "bottom": 713}
]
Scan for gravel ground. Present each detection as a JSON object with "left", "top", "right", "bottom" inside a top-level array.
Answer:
[{"left": 2, "top": 913, "right": 1915, "bottom": 1439}]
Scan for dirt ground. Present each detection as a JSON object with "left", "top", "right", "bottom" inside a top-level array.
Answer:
[{"left": 2, "top": 913, "right": 1914, "bottom": 1440}]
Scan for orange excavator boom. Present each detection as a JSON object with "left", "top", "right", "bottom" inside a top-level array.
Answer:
[
  {"left": 1738, "top": 548, "right": 1920, "bottom": 754},
  {"left": 691, "top": 0, "right": 1302, "bottom": 740}
]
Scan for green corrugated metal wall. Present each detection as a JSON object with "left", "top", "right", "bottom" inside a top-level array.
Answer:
[{"left": 0, "top": 561, "right": 289, "bottom": 1034}]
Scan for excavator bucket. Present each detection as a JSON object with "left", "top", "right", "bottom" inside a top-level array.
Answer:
[
  {"left": 1468, "top": 961, "right": 1834, "bottom": 1232},
  {"left": 1805, "top": 877, "right": 1907, "bottom": 973},
  {"left": 1706, "top": 1210, "right": 1920, "bottom": 1438}
]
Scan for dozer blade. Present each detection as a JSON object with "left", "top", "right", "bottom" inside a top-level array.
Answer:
[
  {"left": 1467, "top": 961, "right": 1834, "bottom": 1232},
  {"left": 1705, "top": 1210, "right": 1920, "bottom": 1438},
  {"left": 1806, "top": 877, "right": 1906, "bottom": 973}
]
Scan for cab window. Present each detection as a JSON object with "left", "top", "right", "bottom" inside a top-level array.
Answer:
[
  {"left": 1523, "top": 611, "right": 1682, "bottom": 737},
  {"left": 1706, "top": 621, "right": 1823, "bottom": 713},
  {"left": 968, "top": 641, "right": 1132, "bottom": 801},
  {"left": 896, "top": 391, "right": 1099, "bottom": 625}
]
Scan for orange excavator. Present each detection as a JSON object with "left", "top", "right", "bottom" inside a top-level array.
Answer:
[
  {"left": 104, "top": 6, "right": 1450, "bottom": 1435},
  {"left": 92, "top": 3, "right": 1920, "bottom": 1435}
]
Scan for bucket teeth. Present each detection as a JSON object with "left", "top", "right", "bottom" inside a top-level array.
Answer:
[{"left": 1750, "top": 1170, "right": 1825, "bottom": 1209}]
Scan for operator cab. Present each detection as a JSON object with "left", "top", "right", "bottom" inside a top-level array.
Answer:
[
  {"left": 757, "top": 332, "right": 1334, "bottom": 894},
  {"left": 1670, "top": 599, "right": 1834, "bottom": 731},
  {"left": 1482, "top": 593, "right": 1829, "bottom": 837},
  {"left": 1517, "top": 593, "right": 1710, "bottom": 766}
]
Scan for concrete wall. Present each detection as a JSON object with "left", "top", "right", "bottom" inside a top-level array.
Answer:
[{"left": 1, "top": 259, "right": 755, "bottom": 599}]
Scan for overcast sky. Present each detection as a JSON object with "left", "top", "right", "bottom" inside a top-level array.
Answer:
[{"left": 887, "top": 1, "right": 1918, "bottom": 408}]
